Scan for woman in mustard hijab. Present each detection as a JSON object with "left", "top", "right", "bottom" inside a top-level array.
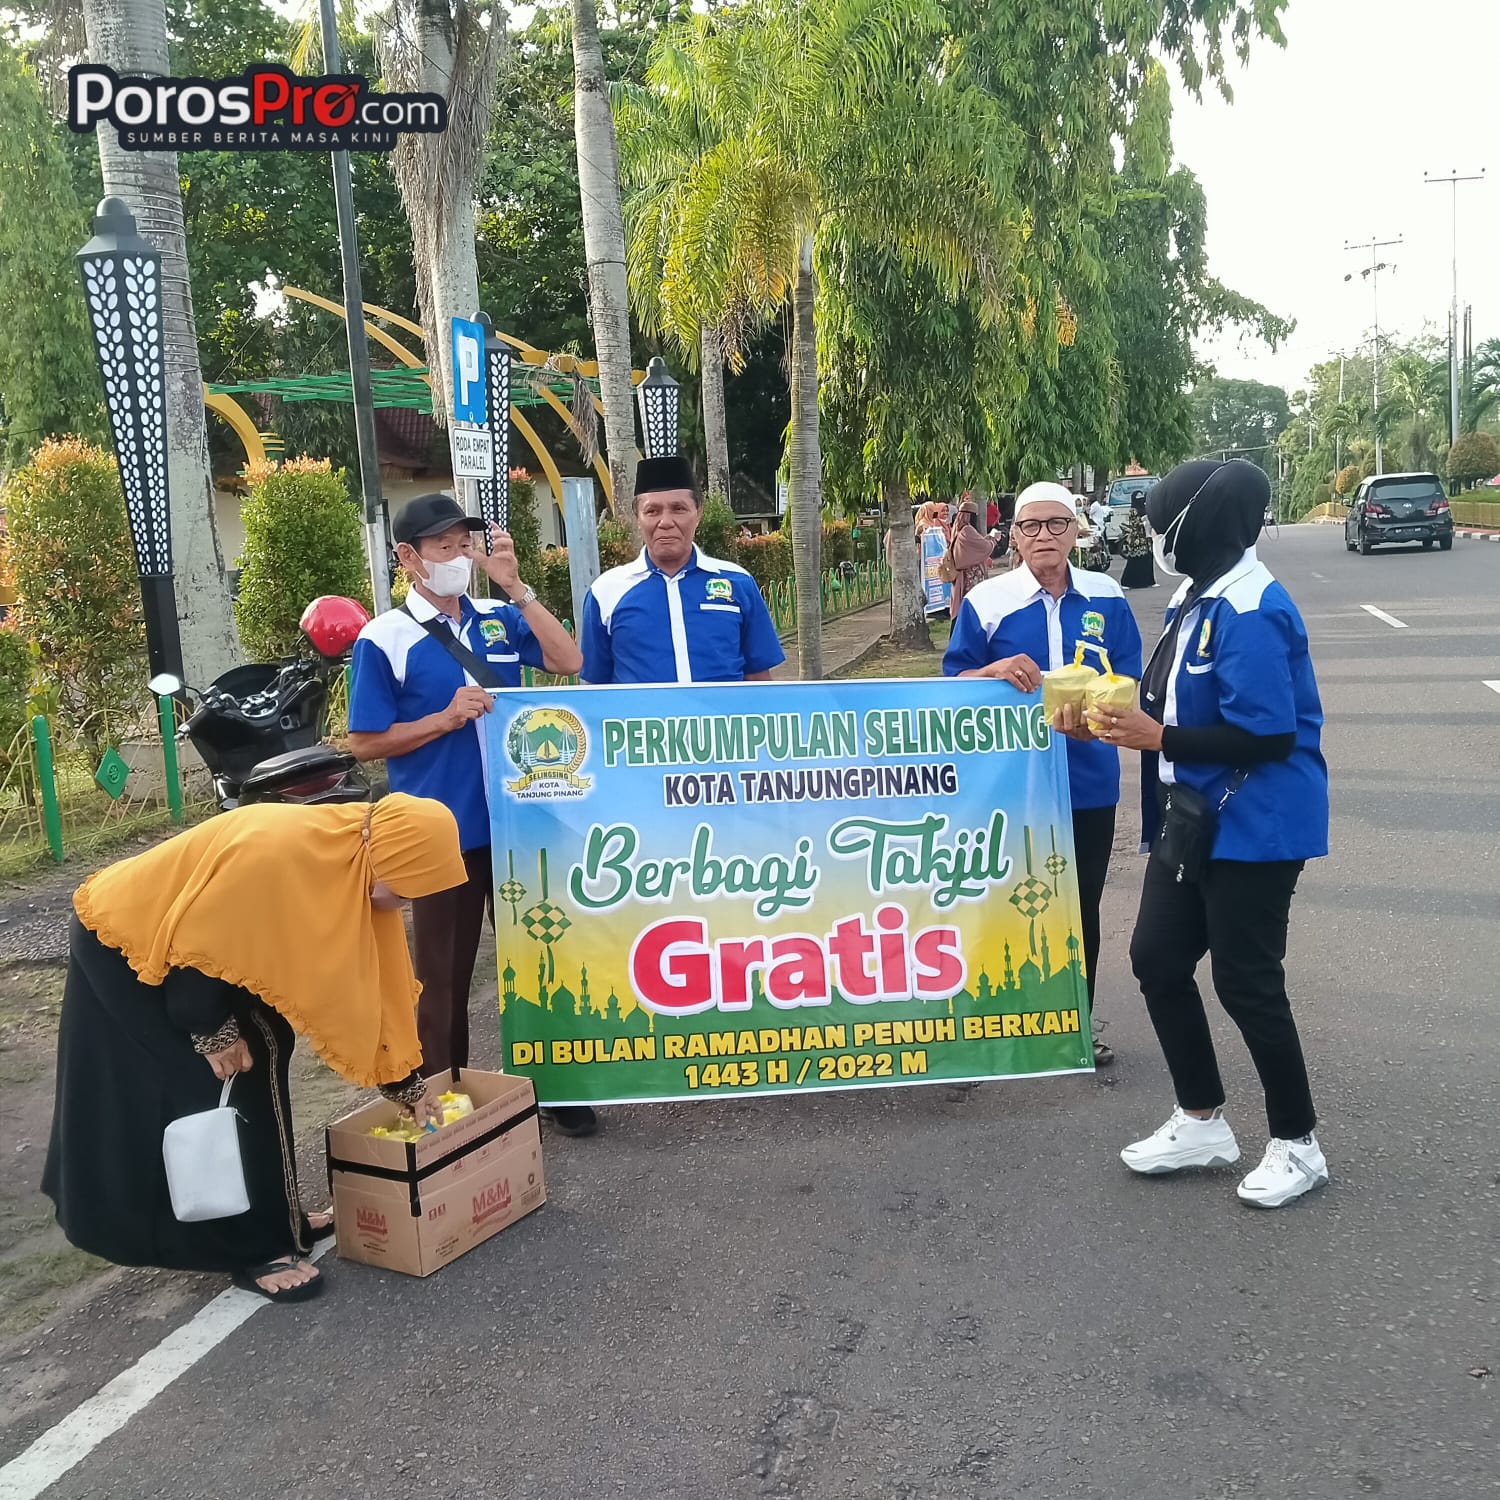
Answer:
[{"left": 43, "top": 794, "right": 465, "bottom": 1303}]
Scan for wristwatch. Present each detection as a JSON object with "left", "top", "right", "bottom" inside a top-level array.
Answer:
[{"left": 513, "top": 585, "right": 537, "bottom": 609}]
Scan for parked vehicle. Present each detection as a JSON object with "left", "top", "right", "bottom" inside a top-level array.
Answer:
[
  {"left": 149, "top": 596, "right": 372, "bottom": 811},
  {"left": 1344, "top": 472, "right": 1453, "bottom": 554},
  {"left": 1104, "top": 474, "right": 1159, "bottom": 547}
]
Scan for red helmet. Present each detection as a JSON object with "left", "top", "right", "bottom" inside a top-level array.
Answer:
[{"left": 300, "top": 595, "right": 371, "bottom": 659}]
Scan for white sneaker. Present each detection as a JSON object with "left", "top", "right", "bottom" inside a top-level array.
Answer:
[
  {"left": 1236, "top": 1134, "right": 1329, "bottom": 1208},
  {"left": 1120, "top": 1106, "right": 1241, "bottom": 1175}
]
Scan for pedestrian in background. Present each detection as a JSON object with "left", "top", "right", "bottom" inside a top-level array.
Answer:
[
  {"left": 1119, "top": 490, "right": 1156, "bottom": 589},
  {"left": 946, "top": 497, "right": 993, "bottom": 618},
  {"left": 1091, "top": 460, "right": 1330, "bottom": 1208}
]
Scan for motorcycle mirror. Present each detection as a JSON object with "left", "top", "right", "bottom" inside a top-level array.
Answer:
[{"left": 148, "top": 673, "right": 183, "bottom": 697}]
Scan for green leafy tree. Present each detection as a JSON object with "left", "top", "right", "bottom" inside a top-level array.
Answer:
[
  {"left": 1446, "top": 430, "right": 1500, "bottom": 489},
  {"left": 619, "top": 0, "right": 1016, "bottom": 676},
  {"left": 1190, "top": 376, "right": 1291, "bottom": 471},
  {"left": 0, "top": 39, "right": 107, "bottom": 468},
  {"left": 234, "top": 458, "right": 372, "bottom": 659},
  {"left": 0, "top": 438, "right": 146, "bottom": 744}
]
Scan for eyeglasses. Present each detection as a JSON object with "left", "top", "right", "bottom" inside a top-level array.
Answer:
[{"left": 1015, "top": 516, "right": 1076, "bottom": 537}]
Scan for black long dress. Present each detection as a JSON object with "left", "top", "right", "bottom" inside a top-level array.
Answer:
[
  {"left": 1120, "top": 509, "right": 1157, "bottom": 589},
  {"left": 42, "top": 916, "right": 314, "bottom": 1272}
]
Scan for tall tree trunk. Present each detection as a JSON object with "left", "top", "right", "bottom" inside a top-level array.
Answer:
[
  {"left": 788, "top": 233, "right": 824, "bottom": 679},
  {"left": 81, "top": 0, "right": 240, "bottom": 684},
  {"left": 701, "top": 324, "right": 732, "bottom": 503},
  {"left": 570, "top": 0, "right": 637, "bottom": 518},
  {"left": 883, "top": 471, "right": 929, "bottom": 651},
  {"left": 380, "top": 2, "right": 499, "bottom": 435}
]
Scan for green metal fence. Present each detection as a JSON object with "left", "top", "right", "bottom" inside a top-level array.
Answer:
[
  {"left": 0, "top": 694, "right": 206, "bottom": 880},
  {"left": 763, "top": 559, "right": 891, "bottom": 635}
]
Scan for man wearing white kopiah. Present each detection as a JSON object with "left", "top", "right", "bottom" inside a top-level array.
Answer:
[
  {"left": 942, "top": 481, "right": 1143, "bottom": 1067},
  {"left": 580, "top": 456, "right": 785, "bottom": 685}
]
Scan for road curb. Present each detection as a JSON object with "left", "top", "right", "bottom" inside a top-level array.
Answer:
[{"left": 1455, "top": 528, "right": 1500, "bottom": 542}]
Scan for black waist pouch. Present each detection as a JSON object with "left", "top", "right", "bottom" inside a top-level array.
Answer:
[{"left": 1152, "top": 782, "right": 1217, "bottom": 885}]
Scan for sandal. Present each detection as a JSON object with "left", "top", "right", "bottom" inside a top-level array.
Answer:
[
  {"left": 1093, "top": 1036, "right": 1115, "bottom": 1068},
  {"left": 232, "top": 1257, "right": 324, "bottom": 1304}
]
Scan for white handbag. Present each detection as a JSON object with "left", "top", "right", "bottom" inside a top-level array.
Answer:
[{"left": 162, "top": 1076, "right": 251, "bottom": 1223}]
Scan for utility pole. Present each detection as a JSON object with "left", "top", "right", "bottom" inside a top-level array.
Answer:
[
  {"left": 318, "top": 0, "right": 391, "bottom": 613},
  {"left": 1424, "top": 169, "right": 1485, "bottom": 450},
  {"left": 1345, "top": 237, "right": 1401, "bottom": 476}
]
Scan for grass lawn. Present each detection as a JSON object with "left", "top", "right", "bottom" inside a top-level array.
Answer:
[{"left": 841, "top": 616, "right": 951, "bottom": 680}]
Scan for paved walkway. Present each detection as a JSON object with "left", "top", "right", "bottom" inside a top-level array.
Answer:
[{"left": 771, "top": 601, "right": 891, "bottom": 680}]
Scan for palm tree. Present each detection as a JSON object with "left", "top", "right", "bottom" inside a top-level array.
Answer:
[
  {"left": 570, "top": 0, "right": 637, "bottom": 515},
  {"left": 1380, "top": 353, "right": 1444, "bottom": 472},
  {"left": 615, "top": 30, "right": 754, "bottom": 504},
  {"left": 617, "top": 0, "right": 1007, "bottom": 678},
  {"left": 376, "top": 0, "right": 503, "bottom": 436},
  {"left": 80, "top": 0, "right": 241, "bottom": 686},
  {"left": 1461, "top": 337, "right": 1500, "bottom": 434}
]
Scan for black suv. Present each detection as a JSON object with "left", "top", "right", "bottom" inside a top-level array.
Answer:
[{"left": 1345, "top": 472, "right": 1453, "bottom": 554}]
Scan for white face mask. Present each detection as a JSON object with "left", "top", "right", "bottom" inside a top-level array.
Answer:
[
  {"left": 419, "top": 553, "right": 472, "bottom": 598},
  {"left": 1151, "top": 519, "right": 1185, "bottom": 578},
  {"left": 1150, "top": 468, "right": 1224, "bottom": 578}
]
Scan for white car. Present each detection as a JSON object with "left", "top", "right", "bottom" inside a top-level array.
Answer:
[{"left": 1104, "top": 475, "right": 1159, "bottom": 547}]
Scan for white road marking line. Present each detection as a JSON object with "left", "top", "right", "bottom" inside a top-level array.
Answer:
[
  {"left": 1484, "top": 681, "right": 1500, "bottom": 697},
  {"left": 1360, "top": 604, "right": 1408, "bottom": 630},
  {"left": 0, "top": 1240, "right": 332, "bottom": 1500},
  {"left": 1311, "top": 572, "right": 1328, "bottom": 580}
]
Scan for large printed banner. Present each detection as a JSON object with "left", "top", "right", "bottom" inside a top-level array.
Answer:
[
  {"left": 921, "top": 528, "right": 952, "bottom": 615},
  {"left": 486, "top": 680, "right": 1090, "bottom": 1105}
]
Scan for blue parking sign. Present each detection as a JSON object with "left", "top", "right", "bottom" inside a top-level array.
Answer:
[{"left": 451, "top": 316, "right": 487, "bottom": 425}]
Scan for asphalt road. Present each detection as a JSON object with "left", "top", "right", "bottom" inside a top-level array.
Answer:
[{"left": 2, "top": 525, "right": 1496, "bottom": 1499}]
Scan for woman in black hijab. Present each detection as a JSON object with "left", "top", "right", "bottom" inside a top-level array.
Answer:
[
  {"left": 1088, "top": 460, "right": 1331, "bottom": 1210},
  {"left": 1119, "top": 490, "right": 1155, "bottom": 589}
]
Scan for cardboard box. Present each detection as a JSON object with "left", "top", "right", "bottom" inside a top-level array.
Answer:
[{"left": 326, "top": 1068, "right": 545, "bottom": 1277}]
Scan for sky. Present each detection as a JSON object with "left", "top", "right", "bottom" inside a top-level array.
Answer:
[{"left": 1175, "top": 0, "right": 1499, "bottom": 395}]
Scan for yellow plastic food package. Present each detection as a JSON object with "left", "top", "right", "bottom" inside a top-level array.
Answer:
[
  {"left": 1041, "top": 642, "right": 1098, "bottom": 719},
  {"left": 436, "top": 1091, "right": 475, "bottom": 1126},
  {"left": 368, "top": 1120, "right": 426, "bottom": 1144},
  {"left": 1085, "top": 670, "right": 1137, "bottom": 715},
  {"left": 1080, "top": 646, "right": 1137, "bottom": 722}
]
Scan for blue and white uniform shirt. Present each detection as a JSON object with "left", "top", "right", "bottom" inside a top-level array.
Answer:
[
  {"left": 348, "top": 590, "right": 545, "bottom": 851},
  {"left": 1146, "top": 549, "right": 1328, "bottom": 863},
  {"left": 943, "top": 563, "right": 1143, "bottom": 811},
  {"left": 580, "top": 547, "right": 785, "bottom": 685}
]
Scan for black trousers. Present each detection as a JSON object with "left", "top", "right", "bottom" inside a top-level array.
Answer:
[
  {"left": 1129, "top": 855, "right": 1316, "bottom": 1140},
  {"left": 412, "top": 846, "right": 493, "bottom": 1076},
  {"left": 1071, "top": 805, "right": 1116, "bottom": 1010}
]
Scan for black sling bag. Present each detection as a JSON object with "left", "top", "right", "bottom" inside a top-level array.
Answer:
[{"left": 402, "top": 603, "right": 504, "bottom": 691}]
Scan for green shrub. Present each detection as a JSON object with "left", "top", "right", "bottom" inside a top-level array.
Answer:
[
  {"left": 235, "top": 458, "right": 373, "bottom": 659},
  {"left": 0, "top": 626, "right": 32, "bottom": 757},
  {"left": 506, "top": 475, "right": 542, "bottom": 576},
  {"left": 697, "top": 496, "right": 740, "bottom": 563},
  {"left": 1447, "top": 431, "right": 1500, "bottom": 488},
  {"left": 821, "top": 519, "right": 855, "bottom": 566},
  {"left": 0, "top": 437, "right": 146, "bottom": 741},
  {"left": 535, "top": 548, "right": 576, "bottom": 625},
  {"left": 1334, "top": 464, "right": 1360, "bottom": 496},
  {"left": 598, "top": 518, "right": 636, "bottom": 569},
  {"left": 737, "top": 532, "right": 794, "bottom": 588}
]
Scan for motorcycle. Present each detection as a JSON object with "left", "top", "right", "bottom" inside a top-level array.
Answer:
[{"left": 148, "top": 597, "right": 373, "bottom": 811}]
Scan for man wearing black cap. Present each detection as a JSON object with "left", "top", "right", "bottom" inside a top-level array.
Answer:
[
  {"left": 580, "top": 456, "right": 785, "bottom": 684},
  {"left": 347, "top": 494, "right": 597, "bottom": 1136}
]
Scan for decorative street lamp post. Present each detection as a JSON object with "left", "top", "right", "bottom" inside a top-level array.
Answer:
[
  {"left": 76, "top": 196, "right": 183, "bottom": 680},
  {"left": 474, "top": 312, "right": 513, "bottom": 548},
  {"left": 635, "top": 356, "right": 680, "bottom": 459}
]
